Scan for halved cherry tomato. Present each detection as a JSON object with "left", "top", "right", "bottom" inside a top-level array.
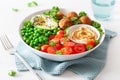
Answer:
[
  {"left": 57, "top": 30, "right": 66, "bottom": 35},
  {"left": 64, "top": 41, "right": 76, "bottom": 48},
  {"left": 86, "top": 40, "right": 95, "bottom": 47},
  {"left": 60, "top": 37, "right": 70, "bottom": 44},
  {"left": 40, "top": 44, "right": 49, "bottom": 52},
  {"left": 61, "top": 47, "right": 73, "bottom": 55},
  {"left": 55, "top": 43, "right": 63, "bottom": 50},
  {"left": 55, "top": 34, "right": 64, "bottom": 39},
  {"left": 47, "top": 46, "right": 56, "bottom": 54},
  {"left": 55, "top": 30, "right": 66, "bottom": 39},
  {"left": 50, "top": 38, "right": 59, "bottom": 44},
  {"left": 73, "top": 44, "right": 86, "bottom": 53},
  {"left": 49, "top": 35, "right": 55, "bottom": 40}
]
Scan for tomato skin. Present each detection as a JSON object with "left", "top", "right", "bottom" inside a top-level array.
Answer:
[
  {"left": 50, "top": 38, "right": 59, "bottom": 44},
  {"left": 55, "top": 30, "right": 66, "bottom": 39},
  {"left": 40, "top": 44, "right": 49, "bottom": 52},
  {"left": 64, "top": 41, "right": 76, "bottom": 48},
  {"left": 61, "top": 47, "right": 73, "bottom": 55},
  {"left": 86, "top": 40, "right": 95, "bottom": 47},
  {"left": 73, "top": 44, "right": 86, "bottom": 53},
  {"left": 55, "top": 43, "right": 63, "bottom": 50},
  {"left": 60, "top": 37, "right": 70, "bottom": 44},
  {"left": 49, "top": 35, "right": 55, "bottom": 40},
  {"left": 57, "top": 30, "right": 66, "bottom": 35},
  {"left": 55, "top": 34, "right": 64, "bottom": 39},
  {"left": 47, "top": 46, "right": 56, "bottom": 54}
]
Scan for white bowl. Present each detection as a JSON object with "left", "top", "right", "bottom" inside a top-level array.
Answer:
[{"left": 19, "top": 9, "right": 105, "bottom": 61}]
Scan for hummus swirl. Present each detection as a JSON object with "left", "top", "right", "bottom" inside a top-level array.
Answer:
[{"left": 70, "top": 26, "right": 98, "bottom": 43}]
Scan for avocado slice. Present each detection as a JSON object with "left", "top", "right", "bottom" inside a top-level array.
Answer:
[{"left": 31, "top": 15, "right": 58, "bottom": 30}]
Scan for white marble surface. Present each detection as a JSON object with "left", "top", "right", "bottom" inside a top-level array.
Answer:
[{"left": 0, "top": 0, "right": 120, "bottom": 80}]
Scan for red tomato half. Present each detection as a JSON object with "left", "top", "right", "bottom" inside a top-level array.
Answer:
[
  {"left": 61, "top": 47, "right": 73, "bottom": 55},
  {"left": 49, "top": 35, "right": 55, "bottom": 40},
  {"left": 57, "top": 30, "right": 66, "bottom": 35},
  {"left": 86, "top": 40, "right": 95, "bottom": 47},
  {"left": 47, "top": 46, "right": 56, "bottom": 54},
  {"left": 60, "top": 37, "right": 70, "bottom": 44},
  {"left": 64, "top": 41, "right": 76, "bottom": 48},
  {"left": 50, "top": 38, "right": 59, "bottom": 44},
  {"left": 40, "top": 44, "right": 49, "bottom": 52},
  {"left": 73, "top": 44, "right": 86, "bottom": 53},
  {"left": 55, "top": 43, "right": 63, "bottom": 50}
]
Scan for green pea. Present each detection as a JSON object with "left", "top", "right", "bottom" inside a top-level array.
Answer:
[
  {"left": 53, "top": 29, "right": 57, "bottom": 33},
  {"left": 45, "top": 33, "right": 49, "bottom": 37},
  {"left": 30, "top": 42, "right": 33, "bottom": 47},
  {"left": 38, "top": 37, "right": 43, "bottom": 42},
  {"left": 36, "top": 33, "right": 40, "bottom": 37},
  {"left": 25, "top": 33, "right": 29, "bottom": 36},
  {"left": 34, "top": 46, "right": 40, "bottom": 50},
  {"left": 25, "top": 39, "right": 30, "bottom": 44},
  {"left": 47, "top": 31, "right": 52, "bottom": 35},
  {"left": 44, "top": 41, "right": 48, "bottom": 44},
  {"left": 43, "top": 37, "right": 48, "bottom": 41},
  {"left": 23, "top": 36, "right": 27, "bottom": 41},
  {"left": 21, "top": 32, "right": 25, "bottom": 36}
]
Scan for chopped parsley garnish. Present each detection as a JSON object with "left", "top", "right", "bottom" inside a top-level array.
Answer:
[
  {"left": 12, "top": 8, "right": 19, "bottom": 12},
  {"left": 27, "top": 1, "right": 38, "bottom": 7}
]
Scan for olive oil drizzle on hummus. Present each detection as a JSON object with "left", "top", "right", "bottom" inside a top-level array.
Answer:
[{"left": 70, "top": 26, "right": 98, "bottom": 43}]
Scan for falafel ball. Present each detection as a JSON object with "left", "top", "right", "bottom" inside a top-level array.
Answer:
[
  {"left": 59, "top": 18, "right": 73, "bottom": 29},
  {"left": 66, "top": 11, "right": 78, "bottom": 19}
]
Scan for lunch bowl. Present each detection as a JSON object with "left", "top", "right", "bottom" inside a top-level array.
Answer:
[{"left": 19, "top": 8, "right": 105, "bottom": 61}]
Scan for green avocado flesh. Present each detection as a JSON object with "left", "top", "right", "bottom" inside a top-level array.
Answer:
[{"left": 31, "top": 15, "right": 58, "bottom": 30}]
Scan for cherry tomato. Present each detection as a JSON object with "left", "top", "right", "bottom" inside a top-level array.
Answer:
[
  {"left": 64, "top": 41, "right": 76, "bottom": 48},
  {"left": 40, "top": 44, "right": 49, "bottom": 52},
  {"left": 61, "top": 47, "right": 73, "bottom": 55},
  {"left": 49, "top": 35, "right": 55, "bottom": 40},
  {"left": 57, "top": 30, "right": 66, "bottom": 35},
  {"left": 55, "top": 43, "right": 63, "bottom": 50},
  {"left": 55, "top": 30, "right": 66, "bottom": 39},
  {"left": 86, "top": 40, "right": 95, "bottom": 47},
  {"left": 73, "top": 44, "right": 86, "bottom": 53},
  {"left": 60, "top": 37, "right": 70, "bottom": 44},
  {"left": 47, "top": 46, "right": 56, "bottom": 54},
  {"left": 50, "top": 38, "right": 59, "bottom": 44}
]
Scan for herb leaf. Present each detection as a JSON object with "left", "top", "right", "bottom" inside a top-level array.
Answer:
[
  {"left": 27, "top": 1, "right": 38, "bottom": 7},
  {"left": 12, "top": 8, "right": 19, "bottom": 12}
]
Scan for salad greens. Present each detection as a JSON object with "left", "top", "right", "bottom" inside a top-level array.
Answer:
[
  {"left": 8, "top": 70, "right": 16, "bottom": 76},
  {"left": 27, "top": 1, "right": 38, "bottom": 7},
  {"left": 79, "top": 11, "right": 87, "bottom": 17},
  {"left": 43, "top": 6, "right": 59, "bottom": 22},
  {"left": 91, "top": 21, "right": 104, "bottom": 35},
  {"left": 12, "top": 8, "right": 19, "bottom": 12}
]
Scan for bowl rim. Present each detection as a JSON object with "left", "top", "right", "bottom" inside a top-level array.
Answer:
[{"left": 18, "top": 8, "right": 105, "bottom": 60}]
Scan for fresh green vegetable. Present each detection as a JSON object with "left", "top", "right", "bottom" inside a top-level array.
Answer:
[
  {"left": 71, "top": 17, "right": 81, "bottom": 25},
  {"left": 79, "top": 11, "right": 87, "bottom": 17},
  {"left": 49, "top": 41, "right": 55, "bottom": 46},
  {"left": 23, "top": 20, "right": 32, "bottom": 27},
  {"left": 91, "top": 21, "right": 104, "bottom": 35},
  {"left": 43, "top": 6, "right": 59, "bottom": 22},
  {"left": 21, "top": 20, "right": 59, "bottom": 50},
  {"left": 12, "top": 8, "right": 19, "bottom": 12},
  {"left": 86, "top": 45, "right": 93, "bottom": 50},
  {"left": 27, "top": 1, "right": 38, "bottom": 7},
  {"left": 8, "top": 70, "right": 16, "bottom": 76},
  {"left": 94, "top": 39, "right": 100, "bottom": 45},
  {"left": 56, "top": 50, "right": 62, "bottom": 55}
]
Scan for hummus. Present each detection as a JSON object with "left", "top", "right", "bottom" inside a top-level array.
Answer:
[{"left": 69, "top": 26, "right": 98, "bottom": 44}]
